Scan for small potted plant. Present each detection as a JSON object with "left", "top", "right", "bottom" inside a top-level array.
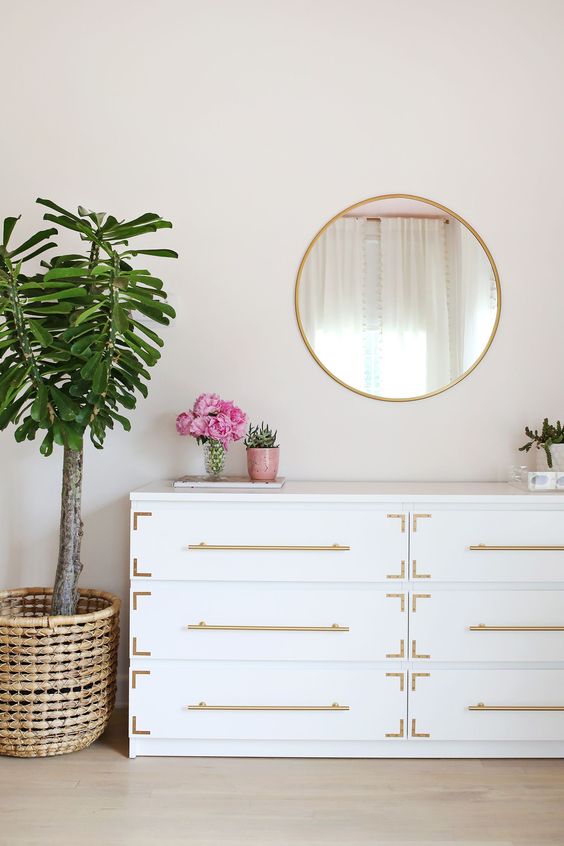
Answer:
[
  {"left": 244, "top": 421, "right": 280, "bottom": 481},
  {"left": 519, "top": 418, "right": 564, "bottom": 470},
  {"left": 176, "top": 393, "right": 247, "bottom": 477}
]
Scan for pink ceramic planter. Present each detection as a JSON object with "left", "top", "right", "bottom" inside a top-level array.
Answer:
[{"left": 246, "top": 448, "right": 280, "bottom": 481}]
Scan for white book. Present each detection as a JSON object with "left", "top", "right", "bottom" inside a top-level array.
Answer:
[{"left": 172, "top": 475, "right": 286, "bottom": 489}]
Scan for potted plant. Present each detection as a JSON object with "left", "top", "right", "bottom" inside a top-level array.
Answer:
[
  {"left": 176, "top": 393, "right": 247, "bottom": 477},
  {"left": 244, "top": 421, "right": 280, "bottom": 481},
  {"left": 519, "top": 418, "right": 564, "bottom": 470},
  {"left": 0, "top": 199, "right": 176, "bottom": 756}
]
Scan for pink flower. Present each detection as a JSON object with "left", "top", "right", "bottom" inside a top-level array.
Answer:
[
  {"left": 176, "top": 411, "right": 194, "bottom": 436},
  {"left": 189, "top": 415, "right": 209, "bottom": 438},
  {"left": 207, "top": 412, "right": 234, "bottom": 447},
  {"left": 219, "top": 400, "right": 247, "bottom": 441},
  {"left": 193, "top": 392, "right": 221, "bottom": 416}
]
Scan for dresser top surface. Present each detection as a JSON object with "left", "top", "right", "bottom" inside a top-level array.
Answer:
[{"left": 130, "top": 480, "right": 564, "bottom": 505}]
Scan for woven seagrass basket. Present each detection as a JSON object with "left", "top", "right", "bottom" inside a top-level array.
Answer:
[{"left": 0, "top": 587, "right": 120, "bottom": 757}]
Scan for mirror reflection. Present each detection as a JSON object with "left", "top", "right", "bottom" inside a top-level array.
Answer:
[{"left": 296, "top": 196, "right": 500, "bottom": 400}]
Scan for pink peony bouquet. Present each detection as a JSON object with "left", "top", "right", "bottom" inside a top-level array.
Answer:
[{"left": 176, "top": 393, "right": 247, "bottom": 449}]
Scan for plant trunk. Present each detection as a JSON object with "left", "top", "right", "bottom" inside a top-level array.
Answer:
[{"left": 51, "top": 446, "right": 84, "bottom": 615}]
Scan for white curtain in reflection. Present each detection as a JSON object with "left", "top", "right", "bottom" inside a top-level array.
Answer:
[
  {"left": 378, "top": 218, "right": 450, "bottom": 397},
  {"left": 300, "top": 217, "right": 366, "bottom": 387}
]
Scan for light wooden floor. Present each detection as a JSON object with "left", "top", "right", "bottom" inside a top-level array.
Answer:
[{"left": 1, "top": 711, "right": 563, "bottom": 846}]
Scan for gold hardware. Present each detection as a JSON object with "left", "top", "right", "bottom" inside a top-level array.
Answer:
[
  {"left": 386, "top": 672, "right": 405, "bottom": 692},
  {"left": 132, "top": 557, "right": 152, "bottom": 578},
  {"left": 411, "top": 718, "right": 430, "bottom": 738},
  {"left": 132, "top": 637, "right": 151, "bottom": 657},
  {"left": 469, "top": 544, "right": 564, "bottom": 551},
  {"left": 294, "top": 194, "right": 501, "bottom": 405},
  {"left": 412, "top": 639, "right": 430, "bottom": 659},
  {"left": 187, "top": 702, "right": 349, "bottom": 711},
  {"left": 411, "top": 672, "right": 430, "bottom": 691},
  {"left": 386, "top": 639, "right": 405, "bottom": 659},
  {"left": 386, "top": 593, "right": 406, "bottom": 613},
  {"left": 187, "top": 621, "right": 349, "bottom": 632},
  {"left": 131, "top": 670, "right": 151, "bottom": 690},
  {"left": 387, "top": 513, "right": 406, "bottom": 533},
  {"left": 132, "top": 591, "right": 151, "bottom": 611},
  {"left": 469, "top": 702, "right": 564, "bottom": 712},
  {"left": 188, "top": 542, "right": 350, "bottom": 551},
  {"left": 133, "top": 511, "right": 152, "bottom": 531},
  {"left": 385, "top": 719, "right": 405, "bottom": 738},
  {"left": 412, "top": 593, "right": 431, "bottom": 613},
  {"left": 387, "top": 559, "right": 406, "bottom": 580},
  {"left": 131, "top": 716, "right": 151, "bottom": 735},
  {"left": 470, "top": 624, "right": 564, "bottom": 631},
  {"left": 412, "top": 559, "right": 431, "bottom": 579},
  {"left": 412, "top": 514, "right": 431, "bottom": 532}
]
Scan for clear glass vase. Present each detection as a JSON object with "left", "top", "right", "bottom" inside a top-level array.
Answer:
[{"left": 203, "top": 439, "right": 226, "bottom": 478}]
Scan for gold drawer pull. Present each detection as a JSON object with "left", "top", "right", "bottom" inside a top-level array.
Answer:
[
  {"left": 470, "top": 624, "right": 564, "bottom": 631},
  {"left": 187, "top": 621, "right": 349, "bottom": 632},
  {"left": 188, "top": 542, "right": 350, "bottom": 551},
  {"left": 188, "top": 702, "right": 349, "bottom": 711},
  {"left": 470, "top": 703, "right": 564, "bottom": 712},
  {"left": 469, "top": 544, "right": 564, "bottom": 551}
]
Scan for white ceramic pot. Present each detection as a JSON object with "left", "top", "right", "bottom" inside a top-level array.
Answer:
[{"left": 535, "top": 443, "right": 564, "bottom": 472}]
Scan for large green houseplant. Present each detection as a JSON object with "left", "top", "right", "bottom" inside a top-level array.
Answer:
[{"left": 0, "top": 199, "right": 176, "bottom": 756}]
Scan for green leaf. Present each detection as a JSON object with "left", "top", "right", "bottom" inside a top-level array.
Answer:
[
  {"left": 81, "top": 352, "right": 102, "bottom": 379},
  {"left": 30, "top": 383, "right": 49, "bottom": 424},
  {"left": 50, "top": 386, "right": 80, "bottom": 422},
  {"left": 44, "top": 266, "right": 90, "bottom": 280},
  {"left": 127, "top": 248, "right": 178, "bottom": 258},
  {"left": 28, "top": 320, "right": 53, "bottom": 347},
  {"left": 27, "top": 287, "right": 88, "bottom": 302},
  {"left": 10, "top": 228, "right": 58, "bottom": 258},
  {"left": 36, "top": 198, "right": 82, "bottom": 221},
  {"left": 113, "top": 304, "right": 130, "bottom": 333},
  {"left": 39, "top": 429, "right": 54, "bottom": 456},
  {"left": 109, "top": 410, "right": 131, "bottom": 431},
  {"left": 92, "top": 360, "right": 109, "bottom": 393},
  {"left": 64, "top": 423, "right": 84, "bottom": 451},
  {"left": 74, "top": 302, "right": 103, "bottom": 325},
  {"left": 18, "top": 242, "right": 58, "bottom": 263},
  {"left": 3, "top": 216, "right": 20, "bottom": 246}
]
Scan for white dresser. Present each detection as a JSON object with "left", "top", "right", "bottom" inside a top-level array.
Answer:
[{"left": 129, "top": 481, "right": 564, "bottom": 758}]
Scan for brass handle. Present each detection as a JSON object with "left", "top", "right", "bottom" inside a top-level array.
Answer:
[
  {"left": 469, "top": 544, "right": 564, "bottom": 551},
  {"left": 470, "top": 624, "right": 564, "bottom": 631},
  {"left": 188, "top": 542, "right": 350, "bottom": 551},
  {"left": 188, "top": 702, "right": 349, "bottom": 711},
  {"left": 469, "top": 702, "right": 564, "bottom": 711},
  {"left": 187, "top": 621, "right": 349, "bottom": 632}
]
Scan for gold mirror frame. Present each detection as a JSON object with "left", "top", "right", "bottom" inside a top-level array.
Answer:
[{"left": 295, "top": 194, "right": 501, "bottom": 402}]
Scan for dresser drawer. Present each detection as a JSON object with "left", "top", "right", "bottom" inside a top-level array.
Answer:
[
  {"left": 130, "top": 503, "right": 407, "bottom": 582},
  {"left": 409, "top": 589, "right": 564, "bottom": 662},
  {"left": 410, "top": 669, "right": 564, "bottom": 740},
  {"left": 410, "top": 510, "right": 564, "bottom": 582},
  {"left": 130, "top": 661, "right": 407, "bottom": 741},
  {"left": 130, "top": 582, "right": 407, "bottom": 661}
]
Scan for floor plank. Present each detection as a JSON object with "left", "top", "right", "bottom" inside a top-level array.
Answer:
[{"left": 0, "top": 710, "right": 562, "bottom": 845}]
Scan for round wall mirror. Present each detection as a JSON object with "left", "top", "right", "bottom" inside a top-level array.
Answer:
[{"left": 295, "top": 194, "right": 501, "bottom": 401}]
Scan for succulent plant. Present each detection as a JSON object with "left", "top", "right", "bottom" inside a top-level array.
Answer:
[
  {"left": 519, "top": 418, "right": 564, "bottom": 468},
  {"left": 244, "top": 421, "right": 279, "bottom": 449}
]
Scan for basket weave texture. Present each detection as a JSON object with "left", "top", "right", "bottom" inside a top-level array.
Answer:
[{"left": 0, "top": 587, "right": 120, "bottom": 757}]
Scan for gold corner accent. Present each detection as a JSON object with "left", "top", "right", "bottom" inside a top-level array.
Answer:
[
  {"left": 412, "top": 639, "right": 430, "bottom": 659},
  {"left": 386, "top": 639, "right": 405, "bottom": 659},
  {"left": 387, "top": 513, "right": 406, "bottom": 533},
  {"left": 132, "top": 637, "right": 151, "bottom": 657},
  {"left": 386, "top": 672, "right": 405, "bottom": 692},
  {"left": 131, "top": 715, "right": 151, "bottom": 736},
  {"left": 387, "top": 560, "right": 406, "bottom": 580},
  {"left": 131, "top": 670, "right": 151, "bottom": 690},
  {"left": 412, "top": 593, "right": 431, "bottom": 613},
  {"left": 412, "top": 514, "right": 432, "bottom": 532},
  {"left": 412, "top": 559, "right": 431, "bottom": 579},
  {"left": 133, "top": 511, "right": 152, "bottom": 531},
  {"left": 385, "top": 719, "right": 405, "bottom": 738},
  {"left": 133, "top": 557, "right": 152, "bottom": 578},
  {"left": 132, "top": 591, "right": 151, "bottom": 611},
  {"left": 411, "top": 672, "right": 430, "bottom": 692},
  {"left": 386, "top": 593, "right": 406, "bottom": 613},
  {"left": 411, "top": 718, "right": 430, "bottom": 738}
]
